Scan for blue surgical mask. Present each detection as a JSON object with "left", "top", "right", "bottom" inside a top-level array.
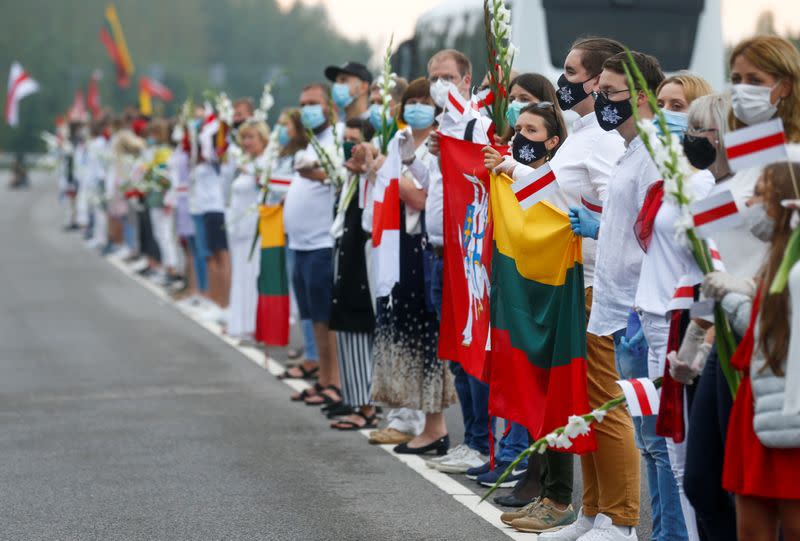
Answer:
[
  {"left": 403, "top": 103, "right": 435, "bottom": 130},
  {"left": 332, "top": 83, "right": 354, "bottom": 109},
  {"left": 277, "top": 125, "right": 290, "bottom": 146},
  {"left": 655, "top": 109, "right": 689, "bottom": 140},
  {"left": 505, "top": 100, "right": 529, "bottom": 130},
  {"left": 300, "top": 104, "right": 326, "bottom": 130},
  {"left": 369, "top": 103, "right": 386, "bottom": 131}
]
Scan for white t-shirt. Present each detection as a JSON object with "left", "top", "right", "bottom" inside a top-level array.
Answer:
[
  {"left": 541, "top": 113, "right": 624, "bottom": 287},
  {"left": 708, "top": 143, "right": 800, "bottom": 280},
  {"left": 283, "top": 125, "right": 336, "bottom": 251},
  {"left": 193, "top": 162, "right": 226, "bottom": 214},
  {"left": 635, "top": 170, "right": 715, "bottom": 316},
  {"left": 588, "top": 135, "right": 661, "bottom": 336},
  {"left": 227, "top": 154, "right": 264, "bottom": 241}
]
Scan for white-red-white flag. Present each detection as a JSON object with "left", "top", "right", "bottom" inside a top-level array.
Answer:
[
  {"left": 667, "top": 274, "right": 698, "bottom": 313},
  {"left": 371, "top": 137, "right": 402, "bottom": 298},
  {"left": 724, "top": 118, "right": 788, "bottom": 172},
  {"left": 511, "top": 162, "right": 559, "bottom": 210},
  {"left": 690, "top": 189, "right": 742, "bottom": 237},
  {"left": 471, "top": 88, "right": 494, "bottom": 114},
  {"left": 139, "top": 76, "right": 173, "bottom": 101},
  {"left": 705, "top": 238, "right": 726, "bottom": 272},
  {"left": 581, "top": 193, "right": 603, "bottom": 218},
  {"left": 5, "top": 62, "right": 39, "bottom": 127},
  {"left": 445, "top": 86, "right": 472, "bottom": 123},
  {"left": 87, "top": 70, "right": 102, "bottom": 118},
  {"left": 617, "top": 378, "right": 660, "bottom": 417}
]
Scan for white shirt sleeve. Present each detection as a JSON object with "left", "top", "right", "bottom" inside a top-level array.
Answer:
[{"left": 584, "top": 133, "right": 623, "bottom": 203}]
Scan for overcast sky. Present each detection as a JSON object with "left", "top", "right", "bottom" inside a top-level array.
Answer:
[{"left": 277, "top": 0, "right": 799, "bottom": 50}]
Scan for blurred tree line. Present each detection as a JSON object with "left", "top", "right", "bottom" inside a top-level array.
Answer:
[{"left": 0, "top": 0, "right": 371, "bottom": 152}]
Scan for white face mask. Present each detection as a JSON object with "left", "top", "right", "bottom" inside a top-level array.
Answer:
[
  {"left": 430, "top": 79, "right": 452, "bottom": 109},
  {"left": 731, "top": 83, "right": 779, "bottom": 126},
  {"left": 742, "top": 202, "right": 775, "bottom": 242}
]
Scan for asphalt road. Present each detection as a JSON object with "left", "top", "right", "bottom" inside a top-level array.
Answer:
[{"left": 0, "top": 171, "right": 651, "bottom": 540}]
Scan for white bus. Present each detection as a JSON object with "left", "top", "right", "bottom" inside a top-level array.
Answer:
[{"left": 394, "top": 0, "right": 725, "bottom": 90}]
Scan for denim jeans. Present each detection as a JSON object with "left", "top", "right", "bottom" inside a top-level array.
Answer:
[
  {"left": 450, "top": 361, "right": 490, "bottom": 455},
  {"left": 496, "top": 421, "right": 529, "bottom": 467},
  {"left": 286, "top": 247, "right": 318, "bottom": 362},
  {"left": 614, "top": 328, "right": 688, "bottom": 541}
]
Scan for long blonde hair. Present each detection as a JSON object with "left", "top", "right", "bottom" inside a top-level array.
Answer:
[{"left": 729, "top": 36, "right": 800, "bottom": 143}]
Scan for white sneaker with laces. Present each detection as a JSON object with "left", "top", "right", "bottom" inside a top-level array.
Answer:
[
  {"left": 539, "top": 509, "right": 595, "bottom": 540},
  {"left": 576, "top": 514, "right": 637, "bottom": 541},
  {"left": 425, "top": 444, "right": 467, "bottom": 469},
  {"left": 434, "top": 446, "right": 486, "bottom": 473}
]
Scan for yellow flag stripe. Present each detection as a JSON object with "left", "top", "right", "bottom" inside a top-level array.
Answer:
[
  {"left": 491, "top": 173, "right": 582, "bottom": 287},
  {"left": 259, "top": 205, "right": 285, "bottom": 248},
  {"left": 105, "top": 4, "right": 135, "bottom": 75}
]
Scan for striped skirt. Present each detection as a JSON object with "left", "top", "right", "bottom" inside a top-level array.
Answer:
[{"left": 336, "top": 331, "right": 373, "bottom": 408}]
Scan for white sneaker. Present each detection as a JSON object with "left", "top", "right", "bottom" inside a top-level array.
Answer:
[
  {"left": 434, "top": 446, "right": 486, "bottom": 473},
  {"left": 576, "top": 514, "right": 637, "bottom": 541},
  {"left": 425, "top": 444, "right": 468, "bottom": 469},
  {"left": 539, "top": 509, "right": 595, "bottom": 540},
  {"left": 197, "top": 303, "right": 224, "bottom": 323},
  {"left": 129, "top": 258, "right": 150, "bottom": 273}
]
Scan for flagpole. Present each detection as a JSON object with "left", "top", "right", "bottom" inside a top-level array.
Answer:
[{"left": 788, "top": 158, "right": 800, "bottom": 199}]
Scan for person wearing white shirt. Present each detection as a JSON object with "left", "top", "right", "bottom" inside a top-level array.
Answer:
[
  {"left": 569, "top": 51, "right": 685, "bottom": 541},
  {"left": 283, "top": 83, "right": 341, "bottom": 407}
]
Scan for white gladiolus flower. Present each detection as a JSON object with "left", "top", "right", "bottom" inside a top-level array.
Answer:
[
  {"left": 673, "top": 209, "right": 694, "bottom": 248},
  {"left": 563, "top": 415, "right": 592, "bottom": 439},
  {"left": 591, "top": 409, "right": 608, "bottom": 423},
  {"left": 215, "top": 92, "right": 234, "bottom": 126},
  {"left": 536, "top": 443, "right": 548, "bottom": 454},
  {"left": 545, "top": 432, "right": 558, "bottom": 447},
  {"left": 555, "top": 433, "right": 574, "bottom": 449}
]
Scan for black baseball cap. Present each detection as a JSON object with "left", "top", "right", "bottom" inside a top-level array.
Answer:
[{"left": 324, "top": 61, "right": 373, "bottom": 84}]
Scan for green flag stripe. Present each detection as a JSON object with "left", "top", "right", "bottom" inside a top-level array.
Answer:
[
  {"left": 258, "top": 246, "right": 288, "bottom": 296},
  {"left": 490, "top": 245, "right": 586, "bottom": 369}
]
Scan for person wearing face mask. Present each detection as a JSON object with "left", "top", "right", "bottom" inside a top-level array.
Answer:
[
  {"left": 707, "top": 35, "right": 800, "bottom": 283},
  {"left": 283, "top": 82, "right": 342, "bottom": 411},
  {"left": 672, "top": 93, "right": 738, "bottom": 541},
  {"left": 497, "top": 37, "right": 639, "bottom": 539},
  {"left": 366, "top": 75, "right": 407, "bottom": 142},
  {"left": 573, "top": 51, "right": 687, "bottom": 541},
  {"left": 655, "top": 74, "right": 713, "bottom": 140},
  {"left": 325, "top": 61, "right": 372, "bottom": 122},
  {"left": 632, "top": 78, "right": 713, "bottom": 541},
  {"left": 699, "top": 163, "right": 800, "bottom": 541},
  {"left": 499, "top": 72, "right": 562, "bottom": 146},
  {"left": 369, "top": 77, "right": 457, "bottom": 457}
]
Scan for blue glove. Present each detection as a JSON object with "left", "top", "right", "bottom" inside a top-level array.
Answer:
[
  {"left": 618, "top": 310, "right": 648, "bottom": 357},
  {"left": 568, "top": 206, "right": 600, "bottom": 239}
]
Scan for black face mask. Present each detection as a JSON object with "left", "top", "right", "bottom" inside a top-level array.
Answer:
[
  {"left": 343, "top": 141, "right": 356, "bottom": 161},
  {"left": 512, "top": 132, "right": 549, "bottom": 165},
  {"left": 556, "top": 74, "right": 592, "bottom": 110},
  {"left": 594, "top": 92, "right": 633, "bottom": 132},
  {"left": 233, "top": 119, "right": 245, "bottom": 130},
  {"left": 682, "top": 134, "right": 717, "bottom": 170}
]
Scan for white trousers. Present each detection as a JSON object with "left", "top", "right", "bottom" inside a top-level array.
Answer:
[{"left": 149, "top": 207, "right": 179, "bottom": 270}]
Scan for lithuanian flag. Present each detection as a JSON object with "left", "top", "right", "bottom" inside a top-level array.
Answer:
[
  {"left": 254, "top": 205, "right": 289, "bottom": 346},
  {"left": 487, "top": 173, "right": 596, "bottom": 453},
  {"left": 99, "top": 4, "right": 134, "bottom": 88}
]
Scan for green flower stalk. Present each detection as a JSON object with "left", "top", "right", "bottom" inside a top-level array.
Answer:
[{"left": 483, "top": 0, "right": 516, "bottom": 135}]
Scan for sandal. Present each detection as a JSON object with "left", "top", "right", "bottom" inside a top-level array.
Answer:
[
  {"left": 331, "top": 411, "right": 379, "bottom": 431},
  {"left": 304, "top": 385, "right": 341, "bottom": 406},
  {"left": 290, "top": 382, "right": 323, "bottom": 402},
  {"left": 324, "top": 402, "right": 354, "bottom": 419},
  {"left": 277, "top": 363, "right": 319, "bottom": 380}
]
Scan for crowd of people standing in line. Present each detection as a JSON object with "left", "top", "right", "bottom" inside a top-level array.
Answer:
[{"left": 50, "top": 31, "right": 800, "bottom": 541}]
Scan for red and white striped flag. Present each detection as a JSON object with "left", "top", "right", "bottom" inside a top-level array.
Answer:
[
  {"left": 705, "top": 238, "right": 726, "bottom": 271},
  {"left": 581, "top": 193, "right": 603, "bottom": 218},
  {"left": 268, "top": 177, "right": 292, "bottom": 197},
  {"left": 139, "top": 76, "right": 173, "bottom": 101},
  {"left": 511, "top": 162, "right": 558, "bottom": 210},
  {"left": 724, "top": 118, "right": 788, "bottom": 172},
  {"left": 667, "top": 274, "right": 698, "bottom": 312},
  {"left": 445, "top": 86, "right": 472, "bottom": 122},
  {"left": 5, "top": 62, "right": 39, "bottom": 127},
  {"left": 690, "top": 189, "right": 742, "bottom": 237},
  {"left": 87, "top": 70, "right": 102, "bottom": 118},
  {"left": 371, "top": 138, "right": 402, "bottom": 298},
  {"left": 471, "top": 88, "right": 494, "bottom": 113},
  {"left": 617, "top": 378, "right": 660, "bottom": 417}
]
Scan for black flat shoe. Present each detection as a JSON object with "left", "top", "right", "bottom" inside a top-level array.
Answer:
[
  {"left": 493, "top": 494, "right": 536, "bottom": 508},
  {"left": 393, "top": 435, "right": 450, "bottom": 456}
]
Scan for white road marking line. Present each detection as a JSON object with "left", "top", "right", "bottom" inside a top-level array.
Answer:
[{"left": 101, "top": 250, "right": 529, "bottom": 540}]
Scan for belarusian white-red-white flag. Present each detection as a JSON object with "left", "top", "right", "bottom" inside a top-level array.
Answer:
[
  {"left": 87, "top": 70, "right": 102, "bottom": 118},
  {"left": 371, "top": 137, "right": 402, "bottom": 298},
  {"left": 139, "top": 76, "right": 173, "bottom": 101},
  {"left": 511, "top": 162, "right": 559, "bottom": 210},
  {"left": 581, "top": 193, "right": 603, "bottom": 218},
  {"left": 667, "top": 274, "right": 698, "bottom": 313},
  {"left": 690, "top": 189, "right": 742, "bottom": 237},
  {"left": 706, "top": 238, "right": 726, "bottom": 271},
  {"left": 67, "top": 90, "right": 88, "bottom": 122},
  {"left": 724, "top": 118, "right": 788, "bottom": 172},
  {"left": 5, "top": 62, "right": 39, "bottom": 127},
  {"left": 617, "top": 378, "right": 660, "bottom": 417}
]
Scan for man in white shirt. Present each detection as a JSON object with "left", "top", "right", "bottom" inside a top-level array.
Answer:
[
  {"left": 567, "top": 51, "right": 692, "bottom": 541},
  {"left": 283, "top": 82, "right": 341, "bottom": 404}
]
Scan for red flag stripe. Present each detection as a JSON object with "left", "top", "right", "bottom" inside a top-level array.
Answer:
[
  {"left": 448, "top": 91, "right": 465, "bottom": 114},
  {"left": 710, "top": 249, "right": 722, "bottom": 261},
  {"left": 4, "top": 71, "right": 29, "bottom": 120},
  {"left": 269, "top": 178, "right": 292, "bottom": 186},
  {"left": 630, "top": 379, "right": 653, "bottom": 416},
  {"left": 673, "top": 286, "right": 694, "bottom": 299},
  {"left": 515, "top": 170, "right": 556, "bottom": 203},
  {"left": 581, "top": 196, "right": 603, "bottom": 214},
  {"left": 727, "top": 131, "right": 786, "bottom": 159},
  {"left": 693, "top": 201, "right": 738, "bottom": 227}
]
